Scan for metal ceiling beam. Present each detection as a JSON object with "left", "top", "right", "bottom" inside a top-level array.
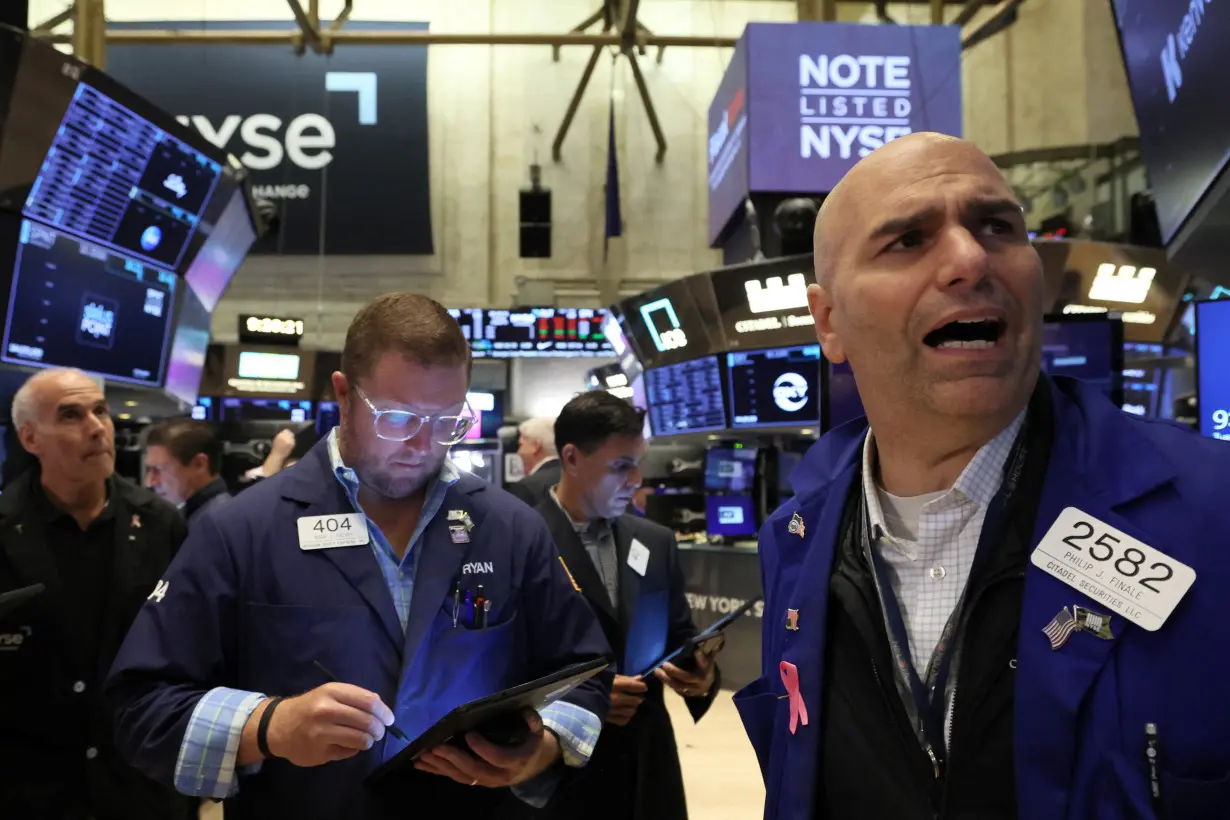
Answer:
[
  {"left": 38, "top": 29, "right": 737, "bottom": 48},
  {"left": 962, "top": 0, "right": 1025, "bottom": 50},
  {"left": 552, "top": 46, "right": 603, "bottom": 162},
  {"left": 952, "top": 0, "right": 990, "bottom": 27},
  {"left": 30, "top": 3, "right": 73, "bottom": 35}
]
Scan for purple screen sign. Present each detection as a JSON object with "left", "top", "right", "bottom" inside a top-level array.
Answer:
[
  {"left": 708, "top": 22, "right": 962, "bottom": 245},
  {"left": 707, "top": 36, "right": 750, "bottom": 245}
]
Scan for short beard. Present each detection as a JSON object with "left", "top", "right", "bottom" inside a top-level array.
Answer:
[{"left": 339, "top": 422, "right": 435, "bottom": 501}]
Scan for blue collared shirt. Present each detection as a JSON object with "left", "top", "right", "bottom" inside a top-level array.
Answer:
[{"left": 173, "top": 431, "right": 599, "bottom": 803}]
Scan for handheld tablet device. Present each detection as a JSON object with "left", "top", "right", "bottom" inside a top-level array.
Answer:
[{"left": 639, "top": 595, "right": 762, "bottom": 680}]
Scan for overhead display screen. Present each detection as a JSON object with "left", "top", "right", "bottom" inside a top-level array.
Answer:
[
  {"left": 1040, "top": 316, "right": 1125, "bottom": 405},
  {"left": 710, "top": 258, "right": 816, "bottom": 350},
  {"left": 620, "top": 278, "right": 716, "bottom": 369},
  {"left": 644, "top": 356, "right": 727, "bottom": 436},
  {"left": 22, "top": 82, "right": 223, "bottom": 271},
  {"left": 164, "top": 287, "right": 212, "bottom": 406},
  {"left": 3, "top": 219, "right": 176, "bottom": 386},
  {"left": 707, "top": 36, "right": 750, "bottom": 244},
  {"left": 1196, "top": 299, "right": 1230, "bottom": 440},
  {"left": 449, "top": 308, "right": 613, "bottom": 358},
  {"left": 726, "top": 344, "right": 821, "bottom": 428},
  {"left": 182, "top": 181, "right": 257, "bottom": 311},
  {"left": 1111, "top": 0, "right": 1230, "bottom": 243},
  {"left": 220, "top": 397, "right": 313, "bottom": 423}
]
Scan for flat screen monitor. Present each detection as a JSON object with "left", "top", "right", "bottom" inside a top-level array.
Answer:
[
  {"left": 2, "top": 218, "right": 176, "bottom": 386},
  {"left": 1195, "top": 299, "right": 1230, "bottom": 440},
  {"left": 643, "top": 355, "right": 727, "bottom": 436},
  {"left": 220, "top": 397, "right": 313, "bottom": 423},
  {"left": 237, "top": 350, "right": 301, "bottom": 381},
  {"left": 450, "top": 308, "right": 614, "bottom": 358},
  {"left": 706, "top": 494, "right": 757, "bottom": 538},
  {"left": 163, "top": 287, "right": 211, "bottom": 406},
  {"left": 726, "top": 344, "right": 821, "bottom": 428},
  {"left": 704, "top": 447, "right": 757, "bottom": 493},
  {"left": 1122, "top": 342, "right": 1167, "bottom": 418},
  {"left": 182, "top": 180, "right": 256, "bottom": 311},
  {"left": 1040, "top": 315, "right": 1125, "bottom": 406},
  {"left": 22, "top": 82, "right": 224, "bottom": 272}
]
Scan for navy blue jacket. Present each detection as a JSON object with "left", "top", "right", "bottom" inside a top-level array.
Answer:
[
  {"left": 737, "top": 377, "right": 1230, "bottom": 820},
  {"left": 106, "top": 440, "right": 614, "bottom": 820}
]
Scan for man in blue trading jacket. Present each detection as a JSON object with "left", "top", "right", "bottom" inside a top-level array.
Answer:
[
  {"left": 736, "top": 133, "right": 1230, "bottom": 820},
  {"left": 511, "top": 391, "right": 722, "bottom": 820},
  {"left": 106, "top": 293, "right": 614, "bottom": 820}
]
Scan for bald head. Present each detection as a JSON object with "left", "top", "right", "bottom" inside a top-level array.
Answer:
[
  {"left": 13, "top": 368, "right": 115, "bottom": 486},
  {"left": 814, "top": 133, "right": 1014, "bottom": 288}
]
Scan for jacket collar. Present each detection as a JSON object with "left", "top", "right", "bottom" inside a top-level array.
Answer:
[{"left": 183, "top": 477, "right": 230, "bottom": 521}]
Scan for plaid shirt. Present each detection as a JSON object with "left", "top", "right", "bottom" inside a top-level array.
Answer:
[{"left": 173, "top": 431, "right": 599, "bottom": 803}]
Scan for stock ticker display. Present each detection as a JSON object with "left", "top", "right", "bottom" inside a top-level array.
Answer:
[
  {"left": 3, "top": 220, "right": 176, "bottom": 386},
  {"left": 449, "top": 308, "right": 613, "bottom": 358},
  {"left": 24, "top": 83, "right": 223, "bottom": 272},
  {"left": 644, "top": 355, "right": 728, "bottom": 436}
]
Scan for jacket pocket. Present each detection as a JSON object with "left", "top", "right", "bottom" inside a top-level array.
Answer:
[
  {"left": 1161, "top": 768, "right": 1230, "bottom": 818},
  {"left": 734, "top": 677, "right": 782, "bottom": 778}
]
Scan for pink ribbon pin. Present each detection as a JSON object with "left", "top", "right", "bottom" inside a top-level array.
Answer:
[{"left": 779, "top": 661, "right": 808, "bottom": 735}]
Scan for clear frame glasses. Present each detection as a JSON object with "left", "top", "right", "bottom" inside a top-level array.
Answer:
[{"left": 352, "top": 386, "right": 475, "bottom": 445}]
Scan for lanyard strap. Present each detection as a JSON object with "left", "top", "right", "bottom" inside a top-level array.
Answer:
[{"left": 861, "top": 431, "right": 1029, "bottom": 763}]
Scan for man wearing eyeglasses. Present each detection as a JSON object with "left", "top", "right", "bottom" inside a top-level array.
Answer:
[{"left": 105, "top": 293, "right": 614, "bottom": 820}]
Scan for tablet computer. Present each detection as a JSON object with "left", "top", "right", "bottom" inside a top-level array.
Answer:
[
  {"left": 0, "top": 584, "right": 44, "bottom": 620},
  {"left": 638, "top": 595, "right": 762, "bottom": 680},
  {"left": 366, "top": 657, "right": 609, "bottom": 787}
]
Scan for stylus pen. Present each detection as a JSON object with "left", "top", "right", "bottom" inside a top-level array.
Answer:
[{"left": 313, "top": 660, "right": 409, "bottom": 742}]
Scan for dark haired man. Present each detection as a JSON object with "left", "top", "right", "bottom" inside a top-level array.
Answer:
[
  {"left": 107, "top": 293, "right": 614, "bottom": 820},
  {"left": 514, "top": 391, "right": 723, "bottom": 820},
  {"left": 144, "top": 419, "right": 230, "bottom": 524}
]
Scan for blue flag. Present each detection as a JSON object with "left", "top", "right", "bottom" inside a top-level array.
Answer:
[{"left": 604, "top": 98, "right": 622, "bottom": 260}]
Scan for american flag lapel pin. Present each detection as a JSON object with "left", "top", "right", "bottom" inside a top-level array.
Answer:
[
  {"left": 1042, "top": 606, "right": 1079, "bottom": 650},
  {"left": 131, "top": 514, "right": 142, "bottom": 529}
]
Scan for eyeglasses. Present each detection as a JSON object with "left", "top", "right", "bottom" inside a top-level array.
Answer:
[{"left": 351, "top": 386, "right": 476, "bottom": 445}]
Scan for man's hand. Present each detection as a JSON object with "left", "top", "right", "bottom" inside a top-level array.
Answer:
[
  {"left": 415, "top": 709, "right": 561, "bottom": 787},
  {"left": 271, "top": 429, "right": 296, "bottom": 458},
  {"left": 247, "top": 683, "right": 395, "bottom": 768},
  {"left": 654, "top": 640, "right": 722, "bottom": 699},
  {"left": 607, "top": 674, "right": 648, "bottom": 727}
]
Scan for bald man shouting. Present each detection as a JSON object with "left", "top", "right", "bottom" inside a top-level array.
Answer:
[
  {"left": 0, "top": 369, "right": 191, "bottom": 820},
  {"left": 735, "top": 134, "right": 1230, "bottom": 820}
]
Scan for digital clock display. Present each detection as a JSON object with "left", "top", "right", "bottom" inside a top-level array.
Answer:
[{"left": 240, "top": 314, "right": 305, "bottom": 343}]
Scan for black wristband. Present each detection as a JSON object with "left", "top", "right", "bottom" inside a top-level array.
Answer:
[{"left": 257, "top": 696, "right": 285, "bottom": 760}]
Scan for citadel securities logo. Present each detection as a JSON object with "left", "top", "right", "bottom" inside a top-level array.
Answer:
[{"left": 798, "top": 54, "right": 914, "bottom": 160}]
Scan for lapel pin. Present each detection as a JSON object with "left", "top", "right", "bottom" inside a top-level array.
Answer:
[
  {"left": 786, "top": 608, "right": 800, "bottom": 631},
  {"left": 558, "top": 556, "right": 582, "bottom": 593},
  {"left": 1073, "top": 606, "right": 1115, "bottom": 640},
  {"left": 131, "top": 514, "right": 142, "bottom": 529},
  {"left": 448, "top": 524, "right": 470, "bottom": 544},
  {"left": 779, "top": 661, "right": 809, "bottom": 734},
  {"left": 788, "top": 512, "right": 805, "bottom": 538},
  {"left": 1042, "top": 606, "right": 1079, "bottom": 650}
]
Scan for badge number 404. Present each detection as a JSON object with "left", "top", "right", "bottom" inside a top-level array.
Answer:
[
  {"left": 297, "top": 513, "right": 369, "bottom": 551},
  {"left": 1031, "top": 507, "right": 1196, "bottom": 632}
]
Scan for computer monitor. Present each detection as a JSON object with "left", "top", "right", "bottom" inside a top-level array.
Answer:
[
  {"left": 1195, "top": 299, "right": 1230, "bottom": 441},
  {"left": 181, "top": 179, "right": 257, "bottom": 311},
  {"left": 726, "top": 344, "right": 822, "bottom": 429},
  {"left": 704, "top": 447, "right": 757, "bottom": 493},
  {"left": 0, "top": 216, "right": 177, "bottom": 387},
  {"left": 1040, "top": 314, "right": 1125, "bottom": 406},
  {"left": 643, "top": 356, "right": 727, "bottom": 436},
  {"left": 706, "top": 494, "right": 757, "bottom": 538},
  {"left": 163, "top": 287, "right": 211, "bottom": 406},
  {"left": 219, "top": 397, "right": 313, "bottom": 423}
]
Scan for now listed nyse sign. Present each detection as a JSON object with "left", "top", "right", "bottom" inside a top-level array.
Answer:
[
  {"left": 107, "top": 20, "right": 434, "bottom": 255},
  {"left": 745, "top": 22, "right": 961, "bottom": 197}
]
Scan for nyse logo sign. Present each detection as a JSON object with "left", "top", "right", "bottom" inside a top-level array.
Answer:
[
  {"left": 640, "top": 298, "right": 689, "bottom": 352},
  {"left": 176, "top": 72, "right": 377, "bottom": 176},
  {"left": 1088, "top": 264, "right": 1156, "bottom": 304},
  {"left": 798, "top": 54, "right": 914, "bottom": 160},
  {"left": 1161, "top": 0, "right": 1212, "bottom": 103}
]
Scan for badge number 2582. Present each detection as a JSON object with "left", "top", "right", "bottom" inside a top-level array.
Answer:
[
  {"left": 297, "top": 513, "right": 370, "bottom": 551},
  {"left": 1031, "top": 507, "right": 1196, "bottom": 632}
]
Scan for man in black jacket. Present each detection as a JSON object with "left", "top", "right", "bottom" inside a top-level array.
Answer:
[
  {"left": 0, "top": 368, "right": 191, "bottom": 820},
  {"left": 513, "top": 392, "right": 722, "bottom": 820},
  {"left": 144, "top": 418, "right": 231, "bottom": 525},
  {"left": 506, "top": 416, "right": 561, "bottom": 507}
]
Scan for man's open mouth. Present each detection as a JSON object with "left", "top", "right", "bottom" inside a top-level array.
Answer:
[{"left": 923, "top": 317, "right": 1007, "bottom": 350}]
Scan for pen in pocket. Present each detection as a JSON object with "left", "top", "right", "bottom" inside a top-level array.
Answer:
[{"left": 1145, "top": 722, "right": 1163, "bottom": 818}]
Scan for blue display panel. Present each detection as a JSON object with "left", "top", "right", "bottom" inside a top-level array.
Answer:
[
  {"left": 704, "top": 447, "right": 757, "bottom": 492},
  {"left": 23, "top": 83, "right": 222, "bottom": 272},
  {"left": 220, "top": 397, "right": 312, "bottom": 423},
  {"left": 164, "top": 288, "right": 211, "bottom": 406},
  {"left": 644, "top": 356, "right": 727, "bottom": 436},
  {"left": 1196, "top": 299, "right": 1230, "bottom": 440},
  {"left": 3, "top": 219, "right": 176, "bottom": 386},
  {"left": 726, "top": 344, "right": 821, "bottom": 428},
  {"left": 706, "top": 493, "right": 757, "bottom": 538}
]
